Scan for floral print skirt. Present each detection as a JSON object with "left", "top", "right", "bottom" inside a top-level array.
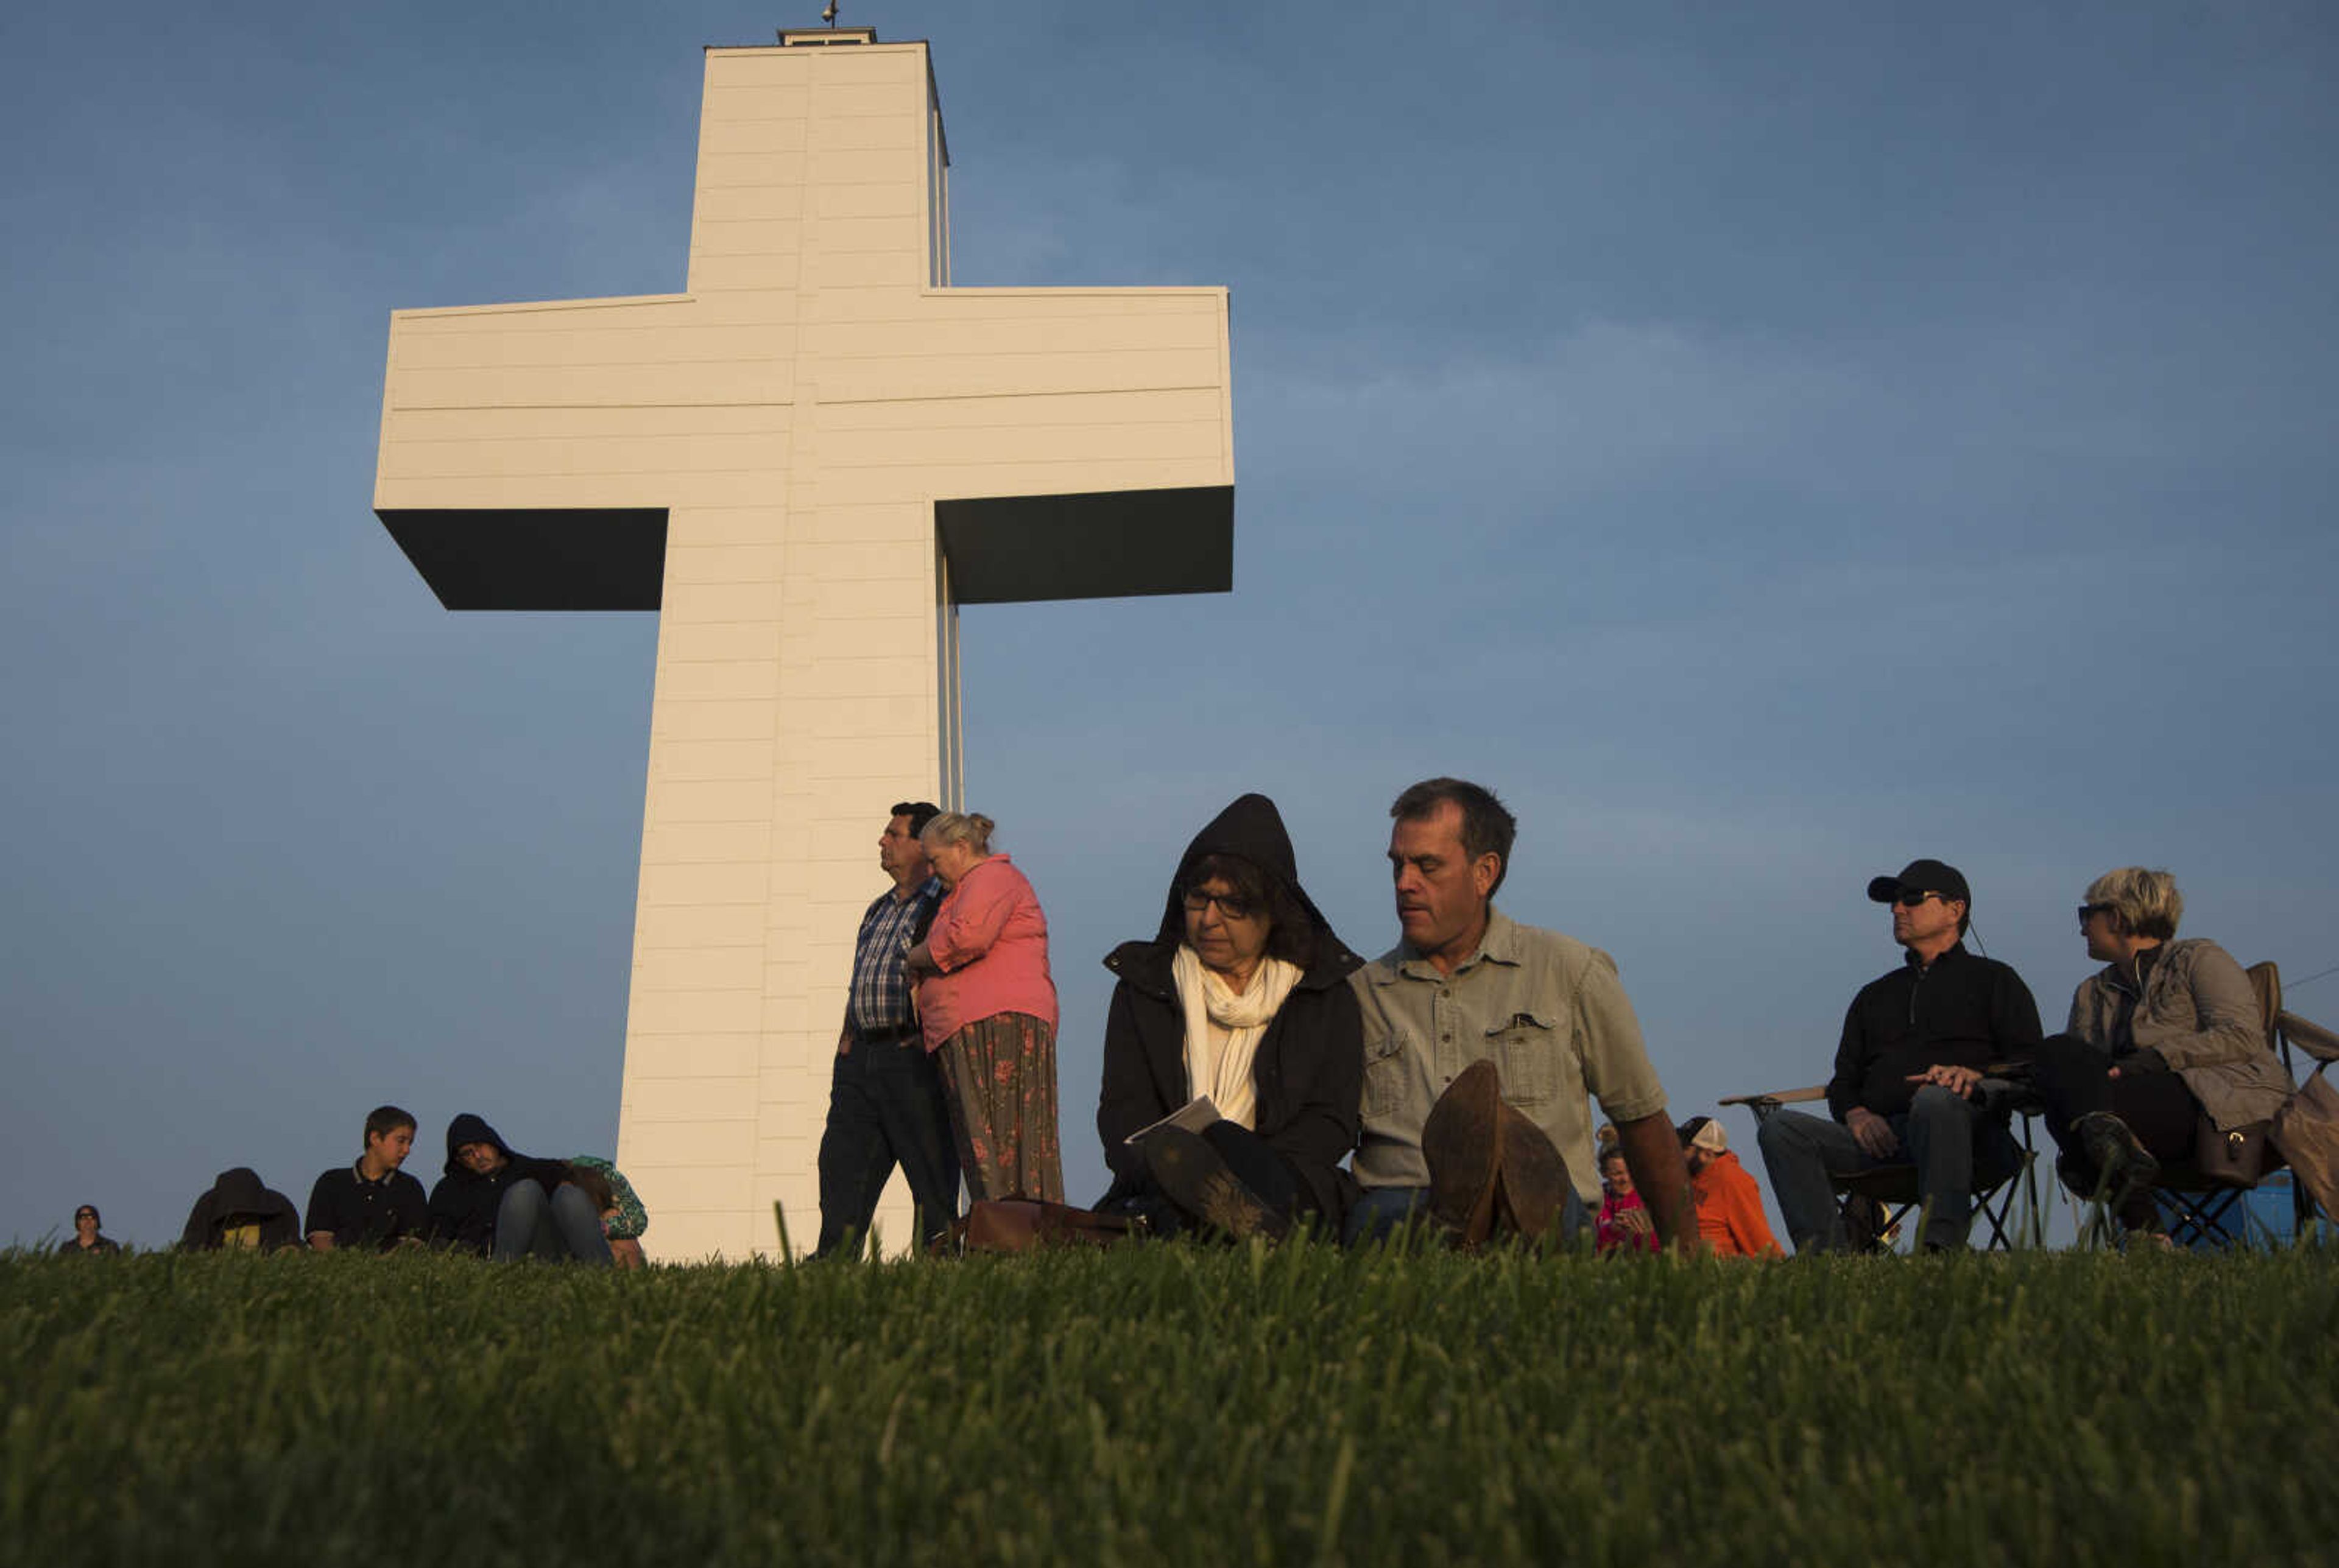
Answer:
[{"left": 936, "top": 1011, "right": 1064, "bottom": 1203}]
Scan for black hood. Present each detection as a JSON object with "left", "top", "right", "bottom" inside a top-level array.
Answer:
[
  {"left": 1140, "top": 793, "right": 1355, "bottom": 977},
  {"left": 209, "top": 1167, "right": 272, "bottom": 1215},
  {"left": 443, "top": 1112, "right": 517, "bottom": 1177}
]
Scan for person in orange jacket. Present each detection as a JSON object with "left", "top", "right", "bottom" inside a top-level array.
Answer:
[{"left": 1679, "top": 1116, "right": 1782, "bottom": 1257}]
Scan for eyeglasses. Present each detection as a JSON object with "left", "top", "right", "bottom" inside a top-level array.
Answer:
[
  {"left": 2077, "top": 903, "right": 2115, "bottom": 923},
  {"left": 1893, "top": 890, "right": 1943, "bottom": 908},
  {"left": 1182, "top": 888, "right": 1259, "bottom": 921}
]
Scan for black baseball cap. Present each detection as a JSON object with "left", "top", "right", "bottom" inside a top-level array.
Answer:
[{"left": 1867, "top": 859, "right": 1970, "bottom": 906}]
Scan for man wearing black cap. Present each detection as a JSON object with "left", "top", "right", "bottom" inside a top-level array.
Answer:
[{"left": 1755, "top": 859, "right": 2042, "bottom": 1252}]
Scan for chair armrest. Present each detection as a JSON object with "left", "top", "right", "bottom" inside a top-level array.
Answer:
[
  {"left": 1718, "top": 1085, "right": 1828, "bottom": 1113},
  {"left": 2278, "top": 1010, "right": 2339, "bottom": 1064}
]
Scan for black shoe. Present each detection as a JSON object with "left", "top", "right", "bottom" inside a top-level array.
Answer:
[
  {"left": 1145, "top": 1127, "right": 1289, "bottom": 1241},
  {"left": 2054, "top": 1152, "right": 2089, "bottom": 1195},
  {"left": 2075, "top": 1112, "right": 2160, "bottom": 1217}
]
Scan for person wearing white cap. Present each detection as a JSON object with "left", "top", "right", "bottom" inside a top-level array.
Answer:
[
  {"left": 1677, "top": 1116, "right": 1780, "bottom": 1257},
  {"left": 1754, "top": 859, "right": 2043, "bottom": 1252}
]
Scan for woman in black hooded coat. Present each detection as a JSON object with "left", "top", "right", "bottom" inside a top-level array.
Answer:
[{"left": 1095, "top": 793, "right": 1364, "bottom": 1236}]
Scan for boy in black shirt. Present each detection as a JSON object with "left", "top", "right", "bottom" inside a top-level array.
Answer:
[{"left": 305, "top": 1105, "right": 430, "bottom": 1251}]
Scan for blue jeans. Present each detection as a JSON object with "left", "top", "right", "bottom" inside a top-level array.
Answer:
[
  {"left": 1342, "top": 1183, "right": 1589, "bottom": 1246},
  {"left": 1344, "top": 1186, "right": 1433, "bottom": 1245},
  {"left": 493, "top": 1180, "right": 613, "bottom": 1265},
  {"left": 1754, "top": 1086, "right": 2020, "bottom": 1253}
]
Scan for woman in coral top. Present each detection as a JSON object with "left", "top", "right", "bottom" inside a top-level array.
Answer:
[{"left": 904, "top": 811, "right": 1064, "bottom": 1202}]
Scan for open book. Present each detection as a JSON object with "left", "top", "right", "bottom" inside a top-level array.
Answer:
[{"left": 1123, "top": 1094, "right": 1222, "bottom": 1147}]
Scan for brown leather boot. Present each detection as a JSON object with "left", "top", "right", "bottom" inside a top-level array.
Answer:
[
  {"left": 1423, "top": 1059, "right": 1504, "bottom": 1246},
  {"left": 1490, "top": 1102, "right": 1570, "bottom": 1245}
]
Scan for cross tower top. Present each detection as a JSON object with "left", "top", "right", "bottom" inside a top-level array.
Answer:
[
  {"left": 370, "top": 37, "right": 1235, "bottom": 1259},
  {"left": 375, "top": 36, "right": 1232, "bottom": 612}
]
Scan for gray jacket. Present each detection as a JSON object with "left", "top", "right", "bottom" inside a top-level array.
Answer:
[{"left": 2066, "top": 938, "right": 2293, "bottom": 1130}]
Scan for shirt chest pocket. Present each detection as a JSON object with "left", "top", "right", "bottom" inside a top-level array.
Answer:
[
  {"left": 1362, "top": 1031, "right": 1410, "bottom": 1122},
  {"left": 1485, "top": 1011, "right": 1562, "bottom": 1105}
]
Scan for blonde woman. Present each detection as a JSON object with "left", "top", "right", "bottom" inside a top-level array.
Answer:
[
  {"left": 903, "top": 812, "right": 1064, "bottom": 1202},
  {"left": 2033, "top": 867, "right": 2291, "bottom": 1238}
]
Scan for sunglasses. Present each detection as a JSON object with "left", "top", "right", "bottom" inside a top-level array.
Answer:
[
  {"left": 2077, "top": 902, "right": 2115, "bottom": 922},
  {"left": 1892, "top": 890, "right": 1945, "bottom": 908},
  {"left": 1182, "top": 888, "right": 1259, "bottom": 921}
]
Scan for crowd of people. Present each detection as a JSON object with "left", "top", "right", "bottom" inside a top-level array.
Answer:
[
  {"left": 57, "top": 776, "right": 2304, "bottom": 1263},
  {"left": 817, "top": 779, "right": 2306, "bottom": 1261},
  {"left": 59, "top": 1106, "right": 649, "bottom": 1266}
]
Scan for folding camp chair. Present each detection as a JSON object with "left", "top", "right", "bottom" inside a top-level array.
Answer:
[
  {"left": 1719, "top": 1080, "right": 2041, "bottom": 1251},
  {"left": 2134, "top": 962, "right": 2339, "bottom": 1249}
]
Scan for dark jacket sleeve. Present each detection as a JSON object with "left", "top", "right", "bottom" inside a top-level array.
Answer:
[
  {"left": 392, "top": 1174, "right": 430, "bottom": 1243},
  {"left": 1261, "top": 983, "right": 1364, "bottom": 1189},
  {"left": 510, "top": 1156, "right": 575, "bottom": 1195},
  {"left": 303, "top": 1173, "right": 336, "bottom": 1240},
  {"left": 1992, "top": 966, "right": 2044, "bottom": 1059},
  {"left": 1826, "top": 997, "right": 1868, "bottom": 1121},
  {"left": 178, "top": 1192, "right": 216, "bottom": 1251},
  {"left": 425, "top": 1175, "right": 473, "bottom": 1250},
  {"left": 1098, "top": 980, "right": 1171, "bottom": 1187},
  {"left": 261, "top": 1196, "right": 302, "bottom": 1253}
]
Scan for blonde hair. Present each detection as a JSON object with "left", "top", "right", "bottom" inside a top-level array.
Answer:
[
  {"left": 920, "top": 811, "right": 995, "bottom": 855},
  {"left": 2084, "top": 867, "right": 2184, "bottom": 941}
]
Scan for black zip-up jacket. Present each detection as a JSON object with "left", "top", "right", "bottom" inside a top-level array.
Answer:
[
  {"left": 1096, "top": 793, "right": 1366, "bottom": 1223},
  {"left": 1827, "top": 943, "right": 2043, "bottom": 1120}
]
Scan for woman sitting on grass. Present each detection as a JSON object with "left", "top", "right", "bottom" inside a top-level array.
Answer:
[
  {"left": 566, "top": 1157, "right": 648, "bottom": 1269},
  {"left": 1094, "top": 793, "right": 1364, "bottom": 1240},
  {"left": 905, "top": 812, "right": 1065, "bottom": 1204},
  {"left": 2033, "top": 867, "right": 2293, "bottom": 1245}
]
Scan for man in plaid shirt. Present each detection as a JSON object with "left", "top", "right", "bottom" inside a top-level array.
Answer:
[{"left": 814, "top": 800, "right": 958, "bottom": 1257}]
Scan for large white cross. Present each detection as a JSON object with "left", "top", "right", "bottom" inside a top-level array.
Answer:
[{"left": 372, "top": 30, "right": 1233, "bottom": 1259}]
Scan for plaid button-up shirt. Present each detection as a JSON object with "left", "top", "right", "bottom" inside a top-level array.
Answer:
[{"left": 848, "top": 876, "right": 943, "bottom": 1034}]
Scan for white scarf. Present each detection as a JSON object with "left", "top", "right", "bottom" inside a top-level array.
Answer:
[{"left": 1171, "top": 944, "right": 1301, "bottom": 1131}]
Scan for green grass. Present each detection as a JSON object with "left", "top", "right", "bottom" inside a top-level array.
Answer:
[{"left": 5, "top": 1243, "right": 2335, "bottom": 1567}]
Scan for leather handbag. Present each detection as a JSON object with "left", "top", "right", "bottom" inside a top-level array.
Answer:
[
  {"left": 2195, "top": 1115, "right": 2273, "bottom": 1186},
  {"left": 948, "top": 1199, "right": 1143, "bottom": 1254}
]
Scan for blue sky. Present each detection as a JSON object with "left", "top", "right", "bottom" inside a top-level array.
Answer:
[{"left": 4, "top": 2, "right": 2334, "bottom": 1248}]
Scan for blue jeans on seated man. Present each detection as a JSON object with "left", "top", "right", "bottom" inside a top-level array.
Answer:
[
  {"left": 493, "top": 1180, "right": 613, "bottom": 1265},
  {"left": 1755, "top": 1084, "right": 2021, "bottom": 1253},
  {"left": 1342, "top": 1183, "right": 1589, "bottom": 1246}
]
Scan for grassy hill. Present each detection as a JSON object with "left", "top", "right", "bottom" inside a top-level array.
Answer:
[{"left": 5, "top": 1243, "right": 2332, "bottom": 1566}]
